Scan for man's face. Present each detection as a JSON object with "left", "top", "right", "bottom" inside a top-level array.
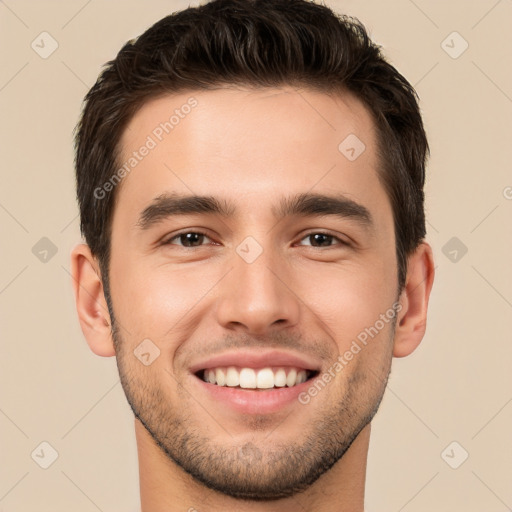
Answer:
[{"left": 108, "top": 86, "right": 399, "bottom": 499}]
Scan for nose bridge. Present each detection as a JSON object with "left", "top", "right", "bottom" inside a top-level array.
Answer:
[{"left": 215, "top": 237, "right": 300, "bottom": 333}]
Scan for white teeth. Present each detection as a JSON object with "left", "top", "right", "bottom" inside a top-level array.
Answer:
[
  {"left": 296, "top": 370, "right": 307, "bottom": 384},
  {"left": 225, "top": 366, "right": 240, "bottom": 387},
  {"left": 240, "top": 368, "right": 257, "bottom": 388},
  {"left": 286, "top": 369, "right": 297, "bottom": 387},
  {"left": 215, "top": 368, "right": 226, "bottom": 386},
  {"left": 274, "top": 368, "right": 287, "bottom": 387},
  {"left": 202, "top": 366, "right": 312, "bottom": 389},
  {"left": 256, "top": 368, "right": 274, "bottom": 389}
]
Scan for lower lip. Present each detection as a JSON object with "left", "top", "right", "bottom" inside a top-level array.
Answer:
[{"left": 192, "top": 374, "right": 315, "bottom": 414}]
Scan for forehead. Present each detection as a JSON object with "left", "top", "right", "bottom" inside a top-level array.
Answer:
[
  {"left": 114, "top": 86, "right": 389, "bottom": 229},
  {"left": 120, "top": 86, "right": 377, "bottom": 163}
]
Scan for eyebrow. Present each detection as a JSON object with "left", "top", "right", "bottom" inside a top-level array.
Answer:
[{"left": 136, "top": 191, "right": 374, "bottom": 232}]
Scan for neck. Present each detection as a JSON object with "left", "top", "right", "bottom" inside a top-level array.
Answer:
[{"left": 136, "top": 419, "right": 370, "bottom": 512}]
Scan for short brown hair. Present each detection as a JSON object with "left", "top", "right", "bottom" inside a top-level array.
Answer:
[{"left": 74, "top": 0, "right": 429, "bottom": 294}]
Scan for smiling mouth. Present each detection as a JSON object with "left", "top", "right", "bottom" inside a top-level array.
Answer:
[{"left": 195, "top": 366, "right": 319, "bottom": 390}]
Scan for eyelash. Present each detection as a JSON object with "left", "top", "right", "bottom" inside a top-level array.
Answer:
[{"left": 162, "top": 230, "right": 350, "bottom": 248}]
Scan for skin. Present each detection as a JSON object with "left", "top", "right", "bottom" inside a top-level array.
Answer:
[{"left": 71, "top": 86, "right": 435, "bottom": 512}]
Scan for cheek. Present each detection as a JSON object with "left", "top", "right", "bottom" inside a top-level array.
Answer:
[
  {"left": 109, "top": 255, "right": 221, "bottom": 340},
  {"left": 295, "top": 256, "right": 398, "bottom": 351}
]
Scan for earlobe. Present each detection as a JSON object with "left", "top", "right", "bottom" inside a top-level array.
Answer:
[
  {"left": 70, "top": 243, "right": 115, "bottom": 357},
  {"left": 393, "top": 242, "right": 435, "bottom": 358}
]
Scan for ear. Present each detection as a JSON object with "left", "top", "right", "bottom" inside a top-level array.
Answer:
[
  {"left": 70, "top": 243, "right": 115, "bottom": 357},
  {"left": 393, "top": 242, "right": 435, "bottom": 358}
]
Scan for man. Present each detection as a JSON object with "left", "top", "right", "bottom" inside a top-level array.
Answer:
[{"left": 70, "top": 0, "right": 435, "bottom": 510}]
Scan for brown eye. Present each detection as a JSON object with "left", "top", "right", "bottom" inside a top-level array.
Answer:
[
  {"left": 298, "top": 232, "right": 347, "bottom": 248},
  {"left": 164, "top": 231, "right": 212, "bottom": 247}
]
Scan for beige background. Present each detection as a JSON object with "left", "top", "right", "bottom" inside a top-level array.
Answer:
[{"left": 1, "top": 1, "right": 511, "bottom": 511}]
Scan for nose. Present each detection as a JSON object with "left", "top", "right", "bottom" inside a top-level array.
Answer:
[{"left": 215, "top": 245, "right": 300, "bottom": 335}]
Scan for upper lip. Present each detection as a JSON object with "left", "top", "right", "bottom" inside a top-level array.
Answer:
[{"left": 189, "top": 349, "right": 322, "bottom": 374}]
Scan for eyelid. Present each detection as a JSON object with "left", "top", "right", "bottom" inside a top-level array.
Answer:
[
  {"left": 161, "top": 229, "right": 215, "bottom": 246},
  {"left": 160, "top": 229, "right": 352, "bottom": 248},
  {"left": 295, "top": 230, "right": 351, "bottom": 247}
]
